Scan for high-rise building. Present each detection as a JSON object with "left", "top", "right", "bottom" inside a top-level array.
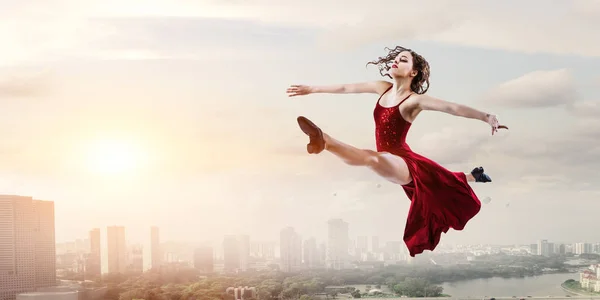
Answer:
[
  {"left": 529, "top": 243, "right": 538, "bottom": 255},
  {"left": 193, "top": 246, "right": 214, "bottom": 272},
  {"left": 371, "top": 236, "right": 379, "bottom": 253},
  {"left": 86, "top": 228, "right": 101, "bottom": 278},
  {"left": 279, "top": 227, "right": 302, "bottom": 272},
  {"left": 537, "top": 239, "right": 555, "bottom": 257},
  {"left": 356, "top": 236, "right": 368, "bottom": 256},
  {"left": 327, "top": 219, "right": 349, "bottom": 270},
  {"left": 127, "top": 244, "right": 143, "bottom": 274},
  {"left": 574, "top": 242, "right": 593, "bottom": 255},
  {"left": 303, "top": 237, "right": 320, "bottom": 268},
  {"left": 318, "top": 242, "right": 327, "bottom": 264},
  {"left": 222, "top": 235, "right": 250, "bottom": 273},
  {"left": 107, "top": 226, "right": 127, "bottom": 274},
  {"left": 32, "top": 200, "right": 56, "bottom": 288},
  {"left": 249, "top": 241, "right": 276, "bottom": 259},
  {"left": 150, "top": 227, "right": 161, "bottom": 269},
  {"left": 383, "top": 241, "right": 404, "bottom": 261},
  {"left": 0, "top": 195, "right": 56, "bottom": 300},
  {"left": 237, "top": 235, "right": 250, "bottom": 272}
]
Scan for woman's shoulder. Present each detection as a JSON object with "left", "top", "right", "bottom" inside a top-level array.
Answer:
[{"left": 374, "top": 81, "right": 393, "bottom": 95}]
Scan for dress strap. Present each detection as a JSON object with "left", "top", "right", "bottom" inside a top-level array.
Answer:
[
  {"left": 398, "top": 93, "right": 414, "bottom": 106},
  {"left": 377, "top": 85, "right": 393, "bottom": 102}
]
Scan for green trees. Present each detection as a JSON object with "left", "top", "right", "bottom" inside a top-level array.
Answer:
[
  {"left": 109, "top": 271, "right": 444, "bottom": 300},
  {"left": 391, "top": 278, "right": 443, "bottom": 297},
  {"left": 101, "top": 253, "right": 566, "bottom": 300}
]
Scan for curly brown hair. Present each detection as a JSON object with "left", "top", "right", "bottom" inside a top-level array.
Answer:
[{"left": 366, "top": 46, "right": 430, "bottom": 94}]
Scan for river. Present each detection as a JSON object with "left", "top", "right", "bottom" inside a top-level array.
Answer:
[
  {"left": 440, "top": 273, "right": 579, "bottom": 298},
  {"left": 346, "top": 273, "right": 579, "bottom": 298}
]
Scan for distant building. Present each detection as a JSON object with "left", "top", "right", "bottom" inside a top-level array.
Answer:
[
  {"left": 107, "top": 226, "right": 127, "bottom": 274},
  {"left": 86, "top": 228, "right": 101, "bottom": 278},
  {"left": 574, "top": 242, "right": 593, "bottom": 255},
  {"left": 193, "top": 247, "right": 214, "bottom": 273},
  {"left": 303, "top": 237, "right": 320, "bottom": 268},
  {"left": 226, "top": 287, "right": 256, "bottom": 300},
  {"left": 127, "top": 244, "right": 143, "bottom": 274},
  {"left": 279, "top": 227, "right": 302, "bottom": 272},
  {"left": 580, "top": 264, "right": 600, "bottom": 292},
  {"left": 0, "top": 195, "right": 57, "bottom": 300},
  {"left": 222, "top": 235, "right": 250, "bottom": 273},
  {"left": 327, "top": 219, "right": 349, "bottom": 270},
  {"left": 150, "top": 227, "right": 161, "bottom": 269}
]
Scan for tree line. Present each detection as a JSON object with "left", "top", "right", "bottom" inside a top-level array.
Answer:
[{"left": 94, "top": 252, "right": 568, "bottom": 300}]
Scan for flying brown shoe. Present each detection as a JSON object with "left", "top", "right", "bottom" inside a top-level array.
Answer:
[{"left": 297, "top": 116, "right": 325, "bottom": 154}]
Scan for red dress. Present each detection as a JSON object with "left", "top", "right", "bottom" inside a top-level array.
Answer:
[{"left": 373, "top": 86, "right": 481, "bottom": 257}]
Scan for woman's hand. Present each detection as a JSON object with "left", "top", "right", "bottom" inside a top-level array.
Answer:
[
  {"left": 286, "top": 85, "right": 313, "bottom": 97},
  {"left": 486, "top": 114, "right": 508, "bottom": 135}
]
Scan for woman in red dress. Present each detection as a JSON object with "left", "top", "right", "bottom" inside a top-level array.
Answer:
[{"left": 286, "top": 46, "right": 507, "bottom": 257}]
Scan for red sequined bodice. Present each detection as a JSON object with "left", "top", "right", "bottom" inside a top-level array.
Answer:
[{"left": 374, "top": 94, "right": 413, "bottom": 153}]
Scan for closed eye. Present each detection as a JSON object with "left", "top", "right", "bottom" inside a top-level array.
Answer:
[{"left": 396, "top": 56, "right": 408, "bottom": 63}]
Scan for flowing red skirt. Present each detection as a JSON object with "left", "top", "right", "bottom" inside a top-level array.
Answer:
[{"left": 397, "top": 149, "right": 481, "bottom": 257}]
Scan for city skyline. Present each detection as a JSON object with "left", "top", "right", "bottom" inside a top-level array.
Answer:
[
  {"left": 47, "top": 218, "right": 600, "bottom": 279},
  {"left": 52, "top": 220, "right": 600, "bottom": 277},
  {"left": 1, "top": 0, "right": 599, "bottom": 248},
  {"left": 5, "top": 192, "right": 597, "bottom": 281}
]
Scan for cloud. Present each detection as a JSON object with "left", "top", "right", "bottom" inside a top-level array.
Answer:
[
  {"left": 0, "top": 71, "right": 51, "bottom": 98},
  {"left": 407, "top": 109, "right": 598, "bottom": 191},
  {"left": 566, "top": 100, "right": 600, "bottom": 118},
  {"left": 3, "top": 0, "right": 600, "bottom": 67},
  {"left": 412, "top": 127, "right": 494, "bottom": 165},
  {"left": 490, "top": 120, "right": 600, "bottom": 186},
  {"left": 574, "top": 119, "right": 600, "bottom": 139},
  {"left": 481, "top": 69, "right": 577, "bottom": 108},
  {"left": 504, "top": 174, "right": 575, "bottom": 193},
  {"left": 92, "top": 0, "right": 599, "bottom": 58},
  {"left": 316, "top": 1, "right": 600, "bottom": 57}
]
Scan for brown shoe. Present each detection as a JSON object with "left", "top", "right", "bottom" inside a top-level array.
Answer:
[{"left": 297, "top": 116, "right": 325, "bottom": 154}]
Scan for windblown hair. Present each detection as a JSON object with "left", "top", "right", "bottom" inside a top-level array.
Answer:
[{"left": 366, "top": 46, "right": 430, "bottom": 94}]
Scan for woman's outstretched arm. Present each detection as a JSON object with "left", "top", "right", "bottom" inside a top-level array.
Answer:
[
  {"left": 287, "top": 81, "right": 391, "bottom": 97},
  {"left": 416, "top": 94, "right": 507, "bottom": 134}
]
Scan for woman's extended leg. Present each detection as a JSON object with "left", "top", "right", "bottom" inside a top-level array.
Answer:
[
  {"left": 297, "top": 116, "right": 492, "bottom": 185},
  {"left": 297, "top": 116, "right": 412, "bottom": 185}
]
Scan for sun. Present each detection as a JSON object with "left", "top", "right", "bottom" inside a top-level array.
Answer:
[{"left": 84, "top": 138, "right": 148, "bottom": 176}]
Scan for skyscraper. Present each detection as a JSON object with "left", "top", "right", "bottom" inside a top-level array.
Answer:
[
  {"left": 86, "top": 228, "right": 101, "bottom": 278},
  {"left": 237, "top": 235, "right": 250, "bottom": 272},
  {"left": 0, "top": 195, "right": 56, "bottom": 300},
  {"left": 303, "top": 237, "right": 320, "bottom": 268},
  {"left": 356, "top": 236, "right": 368, "bottom": 255},
  {"left": 371, "top": 236, "right": 379, "bottom": 253},
  {"left": 222, "top": 235, "right": 250, "bottom": 273},
  {"left": 107, "top": 226, "right": 127, "bottom": 274},
  {"left": 150, "top": 226, "right": 161, "bottom": 269},
  {"left": 279, "top": 227, "right": 302, "bottom": 272},
  {"left": 327, "top": 219, "right": 349, "bottom": 270},
  {"left": 32, "top": 200, "right": 56, "bottom": 288},
  {"left": 127, "top": 244, "right": 143, "bottom": 274}
]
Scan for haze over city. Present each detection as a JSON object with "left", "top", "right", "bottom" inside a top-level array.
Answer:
[{"left": 1, "top": 0, "right": 599, "bottom": 252}]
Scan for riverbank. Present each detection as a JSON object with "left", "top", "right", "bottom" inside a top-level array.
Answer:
[
  {"left": 439, "top": 273, "right": 578, "bottom": 297},
  {"left": 561, "top": 282, "right": 600, "bottom": 296}
]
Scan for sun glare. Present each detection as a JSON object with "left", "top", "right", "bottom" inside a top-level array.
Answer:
[{"left": 84, "top": 138, "right": 148, "bottom": 176}]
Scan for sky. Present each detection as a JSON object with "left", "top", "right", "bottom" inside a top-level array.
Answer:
[{"left": 1, "top": 0, "right": 600, "bottom": 254}]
